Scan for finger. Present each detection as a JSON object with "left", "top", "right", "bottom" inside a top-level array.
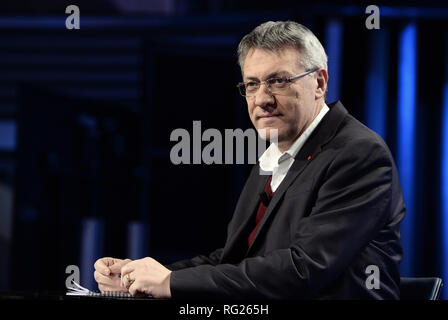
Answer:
[
  {"left": 128, "top": 280, "right": 150, "bottom": 298},
  {"left": 109, "top": 258, "right": 131, "bottom": 274},
  {"left": 94, "top": 257, "right": 117, "bottom": 275},
  {"left": 120, "top": 260, "right": 136, "bottom": 278},
  {"left": 98, "top": 283, "right": 129, "bottom": 294},
  {"left": 94, "top": 270, "right": 120, "bottom": 287},
  {"left": 94, "top": 258, "right": 109, "bottom": 275},
  {"left": 121, "top": 271, "right": 135, "bottom": 289},
  {"left": 128, "top": 279, "right": 139, "bottom": 296}
]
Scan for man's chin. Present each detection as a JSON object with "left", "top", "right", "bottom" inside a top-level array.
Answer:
[{"left": 257, "top": 127, "right": 279, "bottom": 143}]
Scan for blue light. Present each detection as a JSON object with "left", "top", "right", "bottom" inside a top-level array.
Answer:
[
  {"left": 441, "top": 68, "right": 448, "bottom": 298},
  {"left": 0, "top": 120, "right": 16, "bottom": 151},
  {"left": 397, "top": 23, "right": 417, "bottom": 277},
  {"left": 365, "top": 30, "right": 388, "bottom": 138},
  {"left": 80, "top": 218, "right": 104, "bottom": 291},
  {"left": 325, "top": 20, "right": 343, "bottom": 103},
  {"left": 127, "top": 221, "right": 149, "bottom": 260}
]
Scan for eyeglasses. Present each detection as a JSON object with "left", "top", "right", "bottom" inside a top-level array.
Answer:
[{"left": 236, "top": 68, "right": 318, "bottom": 98}]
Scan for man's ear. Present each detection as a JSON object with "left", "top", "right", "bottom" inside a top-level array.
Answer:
[{"left": 315, "top": 69, "right": 328, "bottom": 100}]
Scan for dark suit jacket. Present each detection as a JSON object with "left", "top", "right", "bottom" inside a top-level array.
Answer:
[{"left": 168, "top": 101, "right": 405, "bottom": 300}]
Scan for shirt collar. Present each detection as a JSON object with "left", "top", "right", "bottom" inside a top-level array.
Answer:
[{"left": 259, "top": 103, "right": 330, "bottom": 172}]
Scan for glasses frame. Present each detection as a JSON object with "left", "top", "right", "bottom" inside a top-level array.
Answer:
[{"left": 237, "top": 68, "right": 319, "bottom": 98}]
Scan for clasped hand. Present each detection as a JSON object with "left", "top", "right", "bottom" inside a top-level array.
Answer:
[{"left": 93, "top": 257, "right": 172, "bottom": 298}]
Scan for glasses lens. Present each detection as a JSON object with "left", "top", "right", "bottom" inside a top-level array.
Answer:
[
  {"left": 238, "top": 84, "right": 246, "bottom": 97},
  {"left": 245, "top": 82, "right": 259, "bottom": 96},
  {"left": 268, "top": 78, "right": 288, "bottom": 92}
]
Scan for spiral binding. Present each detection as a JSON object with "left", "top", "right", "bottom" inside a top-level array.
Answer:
[{"left": 66, "top": 280, "right": 133, "bottom": 298}]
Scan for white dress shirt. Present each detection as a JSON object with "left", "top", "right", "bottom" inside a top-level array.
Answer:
[{"left": 259, "top": 103, "right": 330, "bottom": 192}]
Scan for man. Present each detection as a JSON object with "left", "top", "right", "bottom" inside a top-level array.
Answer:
[{"left": 94, "top": 21, "right": 405, "bottom": 299}]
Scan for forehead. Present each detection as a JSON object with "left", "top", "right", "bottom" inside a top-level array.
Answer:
[{"left": 242, "top": 47, "right": 302, "bottom": 79}]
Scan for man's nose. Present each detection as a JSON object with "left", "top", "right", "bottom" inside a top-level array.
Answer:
[{"left": 254, "top": 83, "right": 275, "bottom": 109}]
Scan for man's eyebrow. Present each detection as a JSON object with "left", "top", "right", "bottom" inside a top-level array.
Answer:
[
  {"left": 266, "top": 71, "right": 290, "bottom": 79},
  {"left": 244, "top": 71, "right": 291, "bottom": 82}
]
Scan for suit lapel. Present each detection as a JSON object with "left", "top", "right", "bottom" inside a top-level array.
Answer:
[{"left": 245, "top": 101, "right": 348, "bottom": 255}]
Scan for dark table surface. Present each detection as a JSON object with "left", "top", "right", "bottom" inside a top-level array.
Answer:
[{"left": 0, "top": 291, "right": 156, "bottom": 300}]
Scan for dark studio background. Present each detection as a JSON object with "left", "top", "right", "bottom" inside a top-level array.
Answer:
[{"left": 0, "top": 0, "right": 447, "bottom": 298}]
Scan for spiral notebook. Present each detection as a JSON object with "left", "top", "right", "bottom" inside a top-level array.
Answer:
[{"left": 66, "top": 280, "right": 136, "bottom": 299}]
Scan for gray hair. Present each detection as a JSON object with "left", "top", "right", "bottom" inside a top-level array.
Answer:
[{"left": 237, "top": 21, "right": 328, "bottom": 74}]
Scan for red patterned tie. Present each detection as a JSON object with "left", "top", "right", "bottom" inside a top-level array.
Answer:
[{"left": 248, "top": 176, "right": 273, "bottom": 247}]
